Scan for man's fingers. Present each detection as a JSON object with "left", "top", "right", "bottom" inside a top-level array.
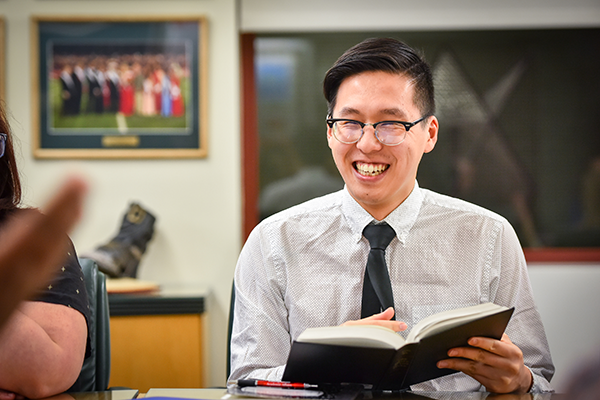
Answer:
[
  {"left": 364, "top": 307, "right": 395, "bottom": 321},
  {"left": 342, "top": 308, "right": 408, "bottom": 331},
  {"left": 438, "top": 333, "right": 530, "bottom": 393},
  {"left": 467, "top": 335, "right": 516, "bottom": 358}
]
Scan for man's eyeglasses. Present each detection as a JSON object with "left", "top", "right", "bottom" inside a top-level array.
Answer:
[
  {"left": 0, "top": 133, "right": 6, "bottom": 158},
  {"left": 326, "top": 116, "right": 428, "bottom": 146}
]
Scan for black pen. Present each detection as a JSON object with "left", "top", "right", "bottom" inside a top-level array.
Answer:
[{"left": 232, "top": 379, "right": 319, "bottom": 389}]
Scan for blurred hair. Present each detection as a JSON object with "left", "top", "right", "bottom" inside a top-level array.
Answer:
[{"left": 0, "top": 101, "right": 22, "bottom": 219}]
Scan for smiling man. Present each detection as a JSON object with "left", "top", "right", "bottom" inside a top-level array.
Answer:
[
  {"left": 326, "top": 70, "right": 438, "bottom": 221},
  {"left": 230, "top": 38, "right": 554, "bottom": 394}
]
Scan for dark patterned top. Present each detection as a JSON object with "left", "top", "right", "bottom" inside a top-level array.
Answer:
[
  {"left": 33, "top": 239, "right": 92, "bottom": 358},
  {"left": 1, "top": 208, "right": 92, "bottom": 357}
]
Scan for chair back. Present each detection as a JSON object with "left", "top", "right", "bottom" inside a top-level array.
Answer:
[
  {"left": 226, "top": 281, "right": 235, "bottom": 379},
  {"left": 72, "top": 258, "right": 111, "bottom": 391}
]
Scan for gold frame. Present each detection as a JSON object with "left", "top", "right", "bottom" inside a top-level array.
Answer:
[{"left": 31, "top": 16, "right": 208, "bottom": 159}]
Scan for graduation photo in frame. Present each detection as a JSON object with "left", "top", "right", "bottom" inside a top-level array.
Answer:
[{"left": 31, "top": 16, "right": 208, "bottom": 159}]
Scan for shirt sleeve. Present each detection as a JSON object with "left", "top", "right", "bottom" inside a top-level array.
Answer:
[
  {"left": 229, "top": 223, "right": 290, "bottom": 381},
  {"left": 33, "top": 240, "right": 92, "bottom": 358},
  {"left": 495, "top": 219, "right": 554, "bottom": 393}
]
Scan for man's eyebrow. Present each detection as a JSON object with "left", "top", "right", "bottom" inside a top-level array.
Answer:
[
  {"left": 380, "top": 108, "right": 409, "bottom": 119},
  {"left": 336, "top": 107, "right": 361, "bottom": 117},
  {"left": 336, "top": 107, "right": 409, "bottom": 119}
]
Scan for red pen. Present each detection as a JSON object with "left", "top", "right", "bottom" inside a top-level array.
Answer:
[{"left": 235, "top": 379, "right": 319, "bottom": 389}]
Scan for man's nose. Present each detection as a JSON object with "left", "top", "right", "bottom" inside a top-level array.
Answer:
[{"left": 356, "top": 125, "right": 383, "bottom": 152}]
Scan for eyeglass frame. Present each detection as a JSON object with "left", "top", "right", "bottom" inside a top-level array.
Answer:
[
  {"left": 0, "top": 133, "right": 6, "bottom": 158},
  {"left": 326, "top": 115, "right": 429, "bottom": 146}
]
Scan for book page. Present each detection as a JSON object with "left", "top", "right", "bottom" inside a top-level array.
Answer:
[
  {"left": 297, "top": 324, "right": 406, "bottom": 349},
  {"left": 406, "top": 303, "right": 508, "bottom": 343}
]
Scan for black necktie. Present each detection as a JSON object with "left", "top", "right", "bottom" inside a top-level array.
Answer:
[{"left": 361, "top": 222, "right": 396, "bottom": 319}]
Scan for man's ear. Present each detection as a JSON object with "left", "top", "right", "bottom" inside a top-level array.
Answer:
[
  {"left": 424, "top": 116, "right": 439, "bottom": 153},
  {"left": 326, "top": 124, "right": 335, "bottom": 149}
]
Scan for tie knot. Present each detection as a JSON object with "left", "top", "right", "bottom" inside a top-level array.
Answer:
[{"left": 363, "top": 222, "right": 396, "bottom": 250}]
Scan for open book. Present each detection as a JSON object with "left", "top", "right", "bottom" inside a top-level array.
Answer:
[{"left": 282, "top": 303, "right": 514, "bottom": 390}]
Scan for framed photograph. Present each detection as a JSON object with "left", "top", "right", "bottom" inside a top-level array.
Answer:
[{"left": 31, "top": 16, "right": 208, "bottom": 159}]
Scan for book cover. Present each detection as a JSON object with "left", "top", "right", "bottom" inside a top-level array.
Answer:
[{"left": 282, "top": 306, "right": 514, "bottom": 390}]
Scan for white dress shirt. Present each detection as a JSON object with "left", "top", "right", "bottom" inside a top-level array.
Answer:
[{"left": 230, "top": 181, "right": 554, "bottom": 392}]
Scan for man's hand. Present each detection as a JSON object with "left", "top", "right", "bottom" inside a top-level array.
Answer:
[
  {"left": 437, "top": 333, "right": 533, "bottom": 394},
  {"left": 342, "top": 307, "right": 408, "bottom": 332}
]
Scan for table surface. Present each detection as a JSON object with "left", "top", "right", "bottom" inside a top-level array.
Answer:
[
  {"left": 42, "top": 389, "right": 140, "bottom": 400},
  {"left": 144, "top": 388, "right": 568, "bottom": 400}
]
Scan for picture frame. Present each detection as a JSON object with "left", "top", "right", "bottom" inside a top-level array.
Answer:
[{"left": 31, "top": 16, "right": 208, "bottom": 159}]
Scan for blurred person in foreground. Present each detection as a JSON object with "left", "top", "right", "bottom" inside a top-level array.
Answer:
[{"left": 0, "top": 102, "right": 90, "bottom": 399}]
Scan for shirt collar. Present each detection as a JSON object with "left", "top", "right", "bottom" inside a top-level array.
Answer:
[{"left": 341, "top": 180, "right": 424, "bottom": 245}]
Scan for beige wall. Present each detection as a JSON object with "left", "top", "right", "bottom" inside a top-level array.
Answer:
[
  {"left": 529, "top": 265, "right": 600, "bottom": 390},
  {"left": 1, "top": 0, "right": 240, "bottom": 387},
  {"left": 240, "top": 0, "right": 600, "bottom": 32}
]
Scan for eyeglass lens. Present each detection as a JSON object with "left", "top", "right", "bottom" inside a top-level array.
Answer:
[
  {"left": 334, "top": 121, "right": 407, "bottom": 145},
  {"left": 0, "top": 134, "right": 6, "bottom": 158}
]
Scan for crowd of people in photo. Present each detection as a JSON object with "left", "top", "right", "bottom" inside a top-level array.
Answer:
[{"left": 53, "top": 53, "right": 189, "bottom": 119}]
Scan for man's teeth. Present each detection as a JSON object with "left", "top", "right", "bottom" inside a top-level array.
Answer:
[{"left": 355, "top": 163, "right": 388, "bottom": 176}]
